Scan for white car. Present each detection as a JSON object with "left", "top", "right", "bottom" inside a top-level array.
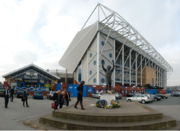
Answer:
[
  {"left": 91, "top": 92, "right": 122, "bottom": 99},
  {"left": 127, "top": 94, "right": 153, "bottom": 104}
]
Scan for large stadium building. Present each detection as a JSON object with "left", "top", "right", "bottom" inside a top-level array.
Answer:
[{"left": 59, "top": 4, "right": 173, "bottom": 88}]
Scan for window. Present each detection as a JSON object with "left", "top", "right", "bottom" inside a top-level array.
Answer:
[
  {"left": 90, "top": 53, "right": 92, "bottom": 57},
  {"left": 93, "top": 60, "right": 96, "bottom": 65},
  {"left": 93, "top": 78, "right": 96, "bottom": 83},
  {"left": 109, "top": 53, "right": 112, "bottom": 58},
  {"left": 101, "top": 60, "right": 105, "bottom": 65},
  {"left": 89, "top": 70, "right": 92, "bottom": 75},
  {"left": 78, "top": 62, "right": 82, "bottom": 83},
  {"left": 101, "top": 41, "right": 105, "bottom": 46},
  {"left": 101, "top": 78, "right": 105, "bottom": 83}
]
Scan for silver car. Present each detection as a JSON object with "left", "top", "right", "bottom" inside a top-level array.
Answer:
[
  {"left": 91, "top": 92, "right": 101, "bottom": 98},
  {"left": 127, "top": 94, "right": 153, "bottom": 104},
  {"left": 91, "top": 92, "right": 122, "bottom": 99},
  {"left": 144, "top": 93, "right": 154, "bottom": 102},
  {"left": 47, "top": 91, "right": 56, "bottom": 100}
]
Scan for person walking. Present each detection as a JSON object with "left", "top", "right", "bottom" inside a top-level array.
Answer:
[
  {"left": 74, "top": 81, "right": 85, "bottom": 110},
  {"left": 58, "top": 91, "right": 65, "bottom": 109},
  {"left": 53, "top": 91, "right": 59, "bottom": 110},
  {"left": 65, "top": 92, "right": 71, "bottom": 106},
  {"left": 23, "top": 88, "right": 29, "bottom": 107},
  {"left": 4, "top": 86, "right": 10, "bottom": 108},
  {"left": 10, "top": 86, "right": 14, "bottom": 102}
]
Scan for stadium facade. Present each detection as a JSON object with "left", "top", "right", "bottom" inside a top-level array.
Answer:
[{"left": 59, "top": 4, "right": 173, "bottom": 88}]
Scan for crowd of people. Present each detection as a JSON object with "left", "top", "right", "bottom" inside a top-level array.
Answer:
[
  {"left": 3, "top": 80, "right": 86, "bottom": 110},
  {"left": 4, "top": 86, "right": 29, "bottom": 108},
  {"left": 53, "top": 80, "right": 86, "bottom": 110}
]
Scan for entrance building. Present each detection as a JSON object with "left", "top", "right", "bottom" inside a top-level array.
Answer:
[{"left": 2, "top": 64, "right": 60, "bottom": 91}]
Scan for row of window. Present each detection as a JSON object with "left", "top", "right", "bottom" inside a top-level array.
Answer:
[
  {"left": 92, "top": 78, "right": 105, "bottom": 83},
  {"left": 115, "top": 79, "right": 136, "bottom": 82},
  {"left": 90, "top": 53, "right": 113, "bottom": 58}
]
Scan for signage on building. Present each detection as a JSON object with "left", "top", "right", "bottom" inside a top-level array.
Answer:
[
  {"left": 40, "top": 80, "right": 44, "bottom": 83},
  {"left": 88, "top": 87, "right": 92, "bottom": 92},
  {"left": 26, "top": 72, "right": 38, "bottom": 76}
]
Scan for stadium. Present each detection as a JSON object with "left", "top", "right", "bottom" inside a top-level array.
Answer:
[{"left": 59, "top": 4, "right": 173, "bottom": 88}]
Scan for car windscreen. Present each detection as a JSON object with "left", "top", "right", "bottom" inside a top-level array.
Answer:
[{"left": 35, "top": 91, "right": 42, "bottom": 94}]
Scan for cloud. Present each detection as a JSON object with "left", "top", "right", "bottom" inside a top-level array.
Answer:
[{"left": 0, "top": 0, "right": 179, "bottom": 86}]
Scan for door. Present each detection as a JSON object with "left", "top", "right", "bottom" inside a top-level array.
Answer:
[
  {"left": 93, "top": 88, "right": 95, "bottom": 94},
  {"left": 136, "top": 94, "right": 142, "bottom": 102},
  {"left": 68, "top": 84, "right": 74, "bottom": 97},
  {"left": 73, "top": 85, "right": 78, "bottom": 97},
  {"left": 83, "top": 85, "right": 87, "bottom": 97},
  {"left": 56, "top": 83, "right": 61, "bottom": 91}
]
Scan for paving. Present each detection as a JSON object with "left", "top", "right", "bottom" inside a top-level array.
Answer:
[
  {"left": 67, "top": 101, "right": 149, "bottom": 114},
  {"left": 0, "top": 94, "right": 180, "bottom": 130}
]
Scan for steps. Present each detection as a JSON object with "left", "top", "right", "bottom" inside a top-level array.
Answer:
[
  {"left": 39, "top": 102, "right": 176, "bottom": 130},
  {"left": 39, "top": 114, "right": 176, "bottom": 130}
]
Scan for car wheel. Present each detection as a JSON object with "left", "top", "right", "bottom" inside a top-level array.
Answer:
[
  {"left": 142, "top": 100, "right": 145, "bottom": 104},
  {"left": 127, "top": 99, "right": 131, "bottom": 102}
]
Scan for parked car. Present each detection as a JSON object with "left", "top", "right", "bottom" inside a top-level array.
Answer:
[
  {"left": 156, "top": 94, "right": 168, "bottom": 99},
  {"left": 171, "top": 92, "right": 180, "bottom": 97},
  {"left": 0, "top": 88, "right": 5, "bottom": 97},
  {"left": 33, "top": 91, "right": 43, "bottom": 99},
  {"left": 17, "top": 90, "right": 24, "bottom": 98},
  {"left": 151, "top": 95, "right": 161, "bottom": 101},
  {"left": 91, "top": 92, "right": 101, "bottom": 98},
  {"left": 127, "top": 94, "right": 153, "bottom": 104},
  {"left": 116, "top": 93, "right": 122, "bottom": 99},
  {"left": 47, "top": 91, "right": 56, "bottom": 100},
  {"left": 127, "top": 93, "right": 134, "bottom": 97},
  {"left": 144, "top": 93, "right": 154, "bottom": 102},
  {"left": 91, "top": 92, "right": 122, "bottom": 99}
]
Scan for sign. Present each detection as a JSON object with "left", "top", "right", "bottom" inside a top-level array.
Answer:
[
  {"left": 100, "top": 94, "right": 116, "bottom": 105},
  {"left": 26, "top": 72, "right": 37, "bottom": 76},
  {"left": 11, "top": 82, "right": 17, "bottom": 87},
  {"left": 26, "top": 72, "right": 30, "bottom": 75},
  {"left": 88, "top": 87, "right": 92, "bottom": 92},
  {"left": 40, "top": 80, "right": 44, "bottom": 83}
]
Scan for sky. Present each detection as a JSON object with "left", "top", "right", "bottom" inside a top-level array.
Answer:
[{"left": 0, "top": 0, "right": 179, "bottom": 86}]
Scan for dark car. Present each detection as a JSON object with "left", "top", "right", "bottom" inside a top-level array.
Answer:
[
  {"left": 0, "top": 88, "right": 5, "bottom": 97},
  {"left": 171, "top": 92, "right": 180, "bottom": 97},
  {"left": 156, "top": 94, "right": 168, "bottom": 99},
  {"left": 17, "top": 90, "right": 24, "bottom": 98},
  {"left": 152, "top": 95, "right": 161, "bottom": 101}
]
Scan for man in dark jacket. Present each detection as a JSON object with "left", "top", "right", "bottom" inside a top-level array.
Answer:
[
  {"left": 53, "top": 91, "right": 59, "bottom": 110},
  {"left": 4, "top": 86, "right": 10, "bottom": 108},
  {"left": 65, "top": 92, "right": 71, "bottom": 106},
  {"left": 10, "top": 86, "right": 14, "bottom": 102},
  {"left": 23, "top": 88, "right": 29, "bottom": 107},
  {"left": 74, "top": 81, "right": 85, "bottom": 110},
  {"left": 58, "top": 91, "right": 65, "bottom": 109}
]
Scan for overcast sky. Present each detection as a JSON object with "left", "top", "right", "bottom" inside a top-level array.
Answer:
[{"left": 0, "top": 0, "right": 179, "bottom": 86}]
